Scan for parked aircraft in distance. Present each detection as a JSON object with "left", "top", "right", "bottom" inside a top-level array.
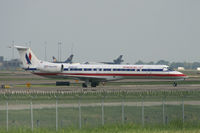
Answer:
[
  {"left": 52, "top": 54, "right": 73, "bottom": 64},
  {"left": 101, "top": 55, "right": 124, "bottom": 64},
  {"left": 15, "top": 46, "right": 187, "bottom": 88}
]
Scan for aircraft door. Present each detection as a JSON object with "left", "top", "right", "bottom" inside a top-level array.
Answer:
[{"left": 61, "top": 64, "right": 64, "bottom": 72}]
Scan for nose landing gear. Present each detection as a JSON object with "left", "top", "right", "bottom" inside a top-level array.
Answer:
[{"left": 82, "top": 83, "right": 88, "bottom": 88}]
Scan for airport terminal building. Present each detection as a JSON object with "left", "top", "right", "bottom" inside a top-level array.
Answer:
[{"left": 0, "top": 56, "right": 21, "bottom": 70}]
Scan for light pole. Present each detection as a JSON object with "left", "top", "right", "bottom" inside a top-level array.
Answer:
[
  {"left": 60, "top": 42, "right": 62, "bottom": 61},
  {"left": 57, "top": 43, "right": 60, "bottom": 61},
  {"left": 58, "top": 42, "right": 62, "bottom": 61},
  {"left": 71, "top": 43, "right": 74, "bottom": 55},
  {"left": 7, "top": 41, "right": 14, "bottom": 60},
  {"left": 12, "top": 41, "right": 14, "bottom": 60},
  {"left": 44, "top": 42, "right": 47, "bottom": 61},
  {"left": 29, "top": 41, "right": 31, "bottom": 47}
]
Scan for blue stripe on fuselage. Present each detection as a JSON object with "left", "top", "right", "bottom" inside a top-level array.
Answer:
[{"left": 24, "top": 68, "right": 37, "bottom": 71}]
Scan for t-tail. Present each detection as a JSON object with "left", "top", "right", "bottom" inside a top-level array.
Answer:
[
  {"left": 52, "top": 56, "right": 57, "bottom": 63},
  {"left": 15, "top": 46, "right": 40, "bottom": 69},
  {"left": 15, "top": 46, "right": 64, "bottom": 73},
  {"left": 113, "top": 55, "right": 124, "bottom": 64},
  {"left": 65, "top": 54, "right": 74, "bottom": 63}
]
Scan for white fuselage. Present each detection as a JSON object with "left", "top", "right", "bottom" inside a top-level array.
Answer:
[
  {"left": 27, "top": 62, "right": 187, "bottom": 82},
  {"left": 15, "top": 45, "right": 187, "bottom": 84}
]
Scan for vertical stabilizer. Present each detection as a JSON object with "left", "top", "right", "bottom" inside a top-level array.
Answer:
[{"left": 15, "top": 46, "right": 40, "bottom": 68}]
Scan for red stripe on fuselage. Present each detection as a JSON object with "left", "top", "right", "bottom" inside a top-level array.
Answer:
[{"left": 33, "top": 73, "right": 186, "bottom": 77}]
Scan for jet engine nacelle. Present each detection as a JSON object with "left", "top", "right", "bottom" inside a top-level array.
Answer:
[{"left": 38, "top": 64, "right": 64, "bottom": 73}]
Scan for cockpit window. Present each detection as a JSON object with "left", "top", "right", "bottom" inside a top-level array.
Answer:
[
  {"left": 163, "top": 67, "right": 168, "bottom": 71},
  {"left": 168, "top": 67, "right": 174, "bottom": 71},
  {"left": 163, "top": 67, "right": 174, "bottom": 71}
]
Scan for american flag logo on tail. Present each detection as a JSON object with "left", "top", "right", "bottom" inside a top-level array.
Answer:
[{"left": 25, "top": 53, "right": 32, "bottom": 64}]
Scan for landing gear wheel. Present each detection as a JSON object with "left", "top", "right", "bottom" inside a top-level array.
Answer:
[
  {"left": 173, "top": 82, "right": 177, "bottom": 87},
  {"left": 91, "top": 82, "right": 97, "bottom": 87},
  {"left": 82, "top": 83, "right": 88, "bottom": 88}
]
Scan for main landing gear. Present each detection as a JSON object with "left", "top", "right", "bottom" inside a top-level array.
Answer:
[
  {"left": 82, "top": 83, "right": 88, "bottom": 88},
  {"left": 173, "top": 82, "right": 177, "bottom": 87},
  {"left": 82, "top": 81, "right": 99, "bottom": 88},
  {"left": 91, "top": 82, "right": 99, "bottom": 87}
]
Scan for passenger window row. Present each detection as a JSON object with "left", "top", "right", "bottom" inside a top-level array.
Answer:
[{"left": 64, "top": 68, "right": 163, "bottom": 72}]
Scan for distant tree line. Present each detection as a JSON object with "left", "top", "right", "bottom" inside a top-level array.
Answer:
[{"left": 135, "top": 60, "right": 200, "bottom": 69}]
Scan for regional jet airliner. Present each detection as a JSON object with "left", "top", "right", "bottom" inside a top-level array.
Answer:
[{"left": 15, "top": 46, "right": 187, "bottom": 87}]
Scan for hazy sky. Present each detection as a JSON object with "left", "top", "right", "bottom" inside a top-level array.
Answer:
[{"left": 0, "top": 0, "right": 200, "bottom": 63}]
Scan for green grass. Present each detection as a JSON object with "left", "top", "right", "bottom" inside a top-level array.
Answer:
[
  {"left": 107, "top": 80, "right": 200, "bottom": 86},
  {"left": 0, "top": 105, "right": 199, "bottom": 129},
  {"left": 0, "top": 91, "right": 199, "bottom": 132},
  {"left": 0, "top": 123, "right": 200, "bottom": 133},
  {"left": 0, "top": 90, "right": 200, "bottom": 105},
  {"left": 0, "top": 78, "right": 48, "bottom": 81}
]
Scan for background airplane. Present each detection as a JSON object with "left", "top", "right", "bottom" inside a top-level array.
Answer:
[
  {"left": 52, "top": 54, "right": 74, "bottom": 64},
  {"left": 101, "top": 55, "right": 124, "bottom": 64}
]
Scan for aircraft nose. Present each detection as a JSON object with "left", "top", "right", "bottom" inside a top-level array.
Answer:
[{"left": 176, "top": 71, "right": 188, "bottom": 79}]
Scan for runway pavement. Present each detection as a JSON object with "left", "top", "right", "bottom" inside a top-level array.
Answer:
[
  {"left": 0, "top": 101, "right": 200, "bottom": 111},
  {"left": 1, "top": 70, "right": 200, "bottom": 93}
]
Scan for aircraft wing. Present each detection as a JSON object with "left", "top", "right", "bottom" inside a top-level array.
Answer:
[{"left": 100, "top": 62, "right": 115, "bottom": 64}]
